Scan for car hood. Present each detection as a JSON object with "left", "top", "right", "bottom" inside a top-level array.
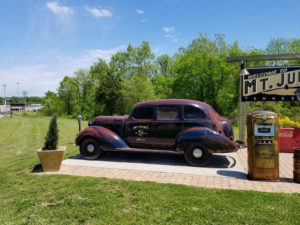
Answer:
[{"left": 89, "top": 115, "right": 128, "bottom": 125}]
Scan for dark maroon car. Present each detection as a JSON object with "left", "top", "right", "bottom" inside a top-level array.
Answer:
[{"left": 75, "top": 99, "right": 238, "bottom": 166}]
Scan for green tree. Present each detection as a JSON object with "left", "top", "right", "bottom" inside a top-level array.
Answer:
[
  {"left": 90, "top": 59, "right": 122, "bottom": 115},
  {"left": 266, "top": 38, "right": 291, "bottom": 66},
  {"left": 73, "top": 69, "right": 97, "bottom": 119},
  {"left": 121, "top": 75, "right": 156, "bottom": 113},
  {"left": 58, "top": 76, "right": 78, "bottom": 116},
  {"left": 41, "top": 91, "right": 61, "bottom": 116}
]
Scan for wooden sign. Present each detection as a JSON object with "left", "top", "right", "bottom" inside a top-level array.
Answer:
[{"left": 242, "top": 66, "right": 300, "bottom": 101}]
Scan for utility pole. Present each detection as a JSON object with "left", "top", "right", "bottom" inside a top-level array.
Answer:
[
  {"left": 2, "top": 84, "right": 7, "bottom": 105},
  {"left": 16, "top": 82, "right": 19, "bottom": 103}
]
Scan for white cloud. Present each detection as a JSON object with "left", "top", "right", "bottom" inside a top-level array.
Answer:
[
  {"left": 46, "top": 2, "right": 74, "bottom": 15},
  {"left": 136, "top": 9, "right": 144, "bottom": 14},
  {"left": 163, "top": 27, "right": 178, "bottom": 42},
  {"left": 153, "top": 47, "right": 161, "bottom": 54},
  {"left": 0, "top": 46, "right": 126, "bottom": 96},
  {"left": 61, "top": 45, "right": 127, "bottom": 69},
  {"left": 162, "top": 27, "right": 175, "bottom": 33},
  {"left": 165, "top": 33, "right": 175, "bottom": 39},
  {"left": 86, "top": 7, "right": 113, "bottom": 18}
]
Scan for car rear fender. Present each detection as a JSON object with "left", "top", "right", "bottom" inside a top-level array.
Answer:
[
  {"left": 76, "top": 126, "right": 128, "bottom": 149},
  {"left": 175, "top": 127, "right": 238, "bottom": 153}
]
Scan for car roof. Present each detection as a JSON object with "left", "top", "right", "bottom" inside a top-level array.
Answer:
[{"left": 133, "top": 99, "right": 214, "bottom": 111}]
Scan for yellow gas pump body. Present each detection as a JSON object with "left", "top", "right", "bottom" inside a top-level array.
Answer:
[{"left": 247, "top": 111, "right": 279, "bottom": 180}]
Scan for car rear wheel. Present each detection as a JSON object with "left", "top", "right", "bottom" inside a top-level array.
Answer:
[
  {"left": 80, "top": 138, "right": 102, "bottom": 160},
  {"left": 184, "top": 144, "right": 212, "bottom": 167}
]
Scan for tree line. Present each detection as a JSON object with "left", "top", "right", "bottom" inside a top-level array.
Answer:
[
  {"left": 41, "top": 34, "right": 300, "bottom": 122},
  {"left": 0, "top": 96, "right": 42, "bottom": 105}
]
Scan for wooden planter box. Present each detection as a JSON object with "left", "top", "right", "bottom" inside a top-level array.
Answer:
[{"left": 37, "top": 146, "right": 66, "bottom": 172}]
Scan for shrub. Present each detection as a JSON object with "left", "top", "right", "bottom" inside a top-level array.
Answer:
[
  {"left": 279, "top": 116, "right": 300, "bottom": 128},
  {"left": 43, "top": 115, "right": 59, "bottom": 150}
]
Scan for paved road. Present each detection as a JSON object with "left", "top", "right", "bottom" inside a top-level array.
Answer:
[{"left": 0, "top": 112, "right": 10, "bottom": 118}]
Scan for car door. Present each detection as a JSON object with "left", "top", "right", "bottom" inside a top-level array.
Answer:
[
  {"left": 125, "top": 106, "right": 156, "bottom": 148},
  {"left": 153, "top": 105, "right": 183, "bottom": 148},
  {"left": 182, "top": 105, "right": 216, "bottom": 130}
]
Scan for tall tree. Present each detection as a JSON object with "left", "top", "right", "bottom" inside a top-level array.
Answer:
[
  {"left": 90, "top": 59, "right": 122, "bottom": 115},
  {"left": 41, "top": 91, "right": 61, "bottom": 116},
  {"left": 58, "top": 76, "right": 78, "bottom": 116},
  {"left": 266, "top": 38, "right": 291, "bottom": 66}
]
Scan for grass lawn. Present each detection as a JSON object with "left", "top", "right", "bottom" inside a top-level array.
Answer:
[{"left": 0, "top": 115, "right": 299, "bottom": 224}]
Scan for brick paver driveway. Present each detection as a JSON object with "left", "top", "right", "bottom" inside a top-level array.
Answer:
[{"left": 46, "top": 148, "right": 300, "bottom": 193}]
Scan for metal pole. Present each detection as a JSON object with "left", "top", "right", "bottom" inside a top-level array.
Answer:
[{"left": 16, "top": 82, "right": 19, "bottom": 103}]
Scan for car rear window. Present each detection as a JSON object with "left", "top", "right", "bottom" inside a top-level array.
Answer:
[
  {"left": 184, "top": 106, "right": 205, "bottom": 119},
  {"left": 132, "top": 107, "right": 154, "bottom": 119},
  {"left": 157, "top": 106, "right": 180, "bottom": 120}
]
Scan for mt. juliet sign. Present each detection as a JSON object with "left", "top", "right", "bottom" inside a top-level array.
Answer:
[{"left": 242, "top": 66, "right": 300, "bottom": 101}]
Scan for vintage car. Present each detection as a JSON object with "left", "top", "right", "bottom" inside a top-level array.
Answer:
[{"left": 75, "top": 99, "right": 239, "bottom": 166}]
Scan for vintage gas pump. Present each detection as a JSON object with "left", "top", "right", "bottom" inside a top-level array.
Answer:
[{"left": 247, "top": 111, "right": 279, "bottom": 180}]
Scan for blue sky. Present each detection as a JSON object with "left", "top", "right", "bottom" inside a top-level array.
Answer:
[{"left": 1, "top": 0, "right": 300, "bottom": 97}]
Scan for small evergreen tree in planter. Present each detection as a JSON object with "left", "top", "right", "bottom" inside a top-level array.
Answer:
[
  {"left": 43, "top": 115, "right": 59, "bottom": 150},
  {"left": 37, "top": 115, "right": 66, "bottom": 172}
]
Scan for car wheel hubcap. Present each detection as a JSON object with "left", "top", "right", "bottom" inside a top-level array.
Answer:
[
  {"left": 87, "top": 144, "right": 95, "bottom": 153},
  {"left": 193, "top": 148, "right": 203, "bottom": 158}
]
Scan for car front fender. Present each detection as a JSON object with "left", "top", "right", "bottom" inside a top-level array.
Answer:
[
  {"left": 76, "top": 126, "right": 128, "bottom": 149},
  {"left": 176, "top": 127, "right": 238, "bottom": 153}
]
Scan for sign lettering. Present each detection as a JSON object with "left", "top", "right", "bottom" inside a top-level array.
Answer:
[{"left": 242, "top": 66, "right": 300, "bottom": 101}]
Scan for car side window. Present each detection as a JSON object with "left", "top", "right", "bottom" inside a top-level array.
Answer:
[
  {"left": 184, "top": 106, "right": 205, "bottom": 119},
  {"left": 132, "top": 107, "right": 154, "bottom": 119},
  {"left": 157, "top": 106, "right": 180, "bottom": 120}
]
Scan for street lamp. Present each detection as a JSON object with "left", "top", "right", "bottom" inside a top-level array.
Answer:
[{"left": 295, "top": 88, "right": 300, "bottom": 101}]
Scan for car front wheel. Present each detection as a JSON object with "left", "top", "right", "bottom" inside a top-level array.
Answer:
[
  {"left": 80, "top": 138, "right": 102, "bottom": 160},
  {"left": 184, "top": 144, "right": 212, "bottom": 167}
]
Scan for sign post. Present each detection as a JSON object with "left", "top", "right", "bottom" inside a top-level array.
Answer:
[{"left": 238, "top": 61, "right": 249, "bottom": 143}]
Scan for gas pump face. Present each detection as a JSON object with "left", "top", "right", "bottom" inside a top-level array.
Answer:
[{"left": 254, "top": 123, "right": 275, "bottom": 144}]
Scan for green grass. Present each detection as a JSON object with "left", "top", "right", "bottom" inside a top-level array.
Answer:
[{"left": 0, "top": 115, "right": 299, "bottom": 224}]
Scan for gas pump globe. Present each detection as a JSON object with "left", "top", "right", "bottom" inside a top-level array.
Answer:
[{"left": 247, "top": 111, "right": 279, "bottom": 180}]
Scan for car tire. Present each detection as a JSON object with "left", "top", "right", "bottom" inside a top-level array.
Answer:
[
  {"left": 80, "top": 138, "right": 102, "bottom": 160},
  {"left": 184, "top": 143, "right": 212, "bottom": 167}
]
